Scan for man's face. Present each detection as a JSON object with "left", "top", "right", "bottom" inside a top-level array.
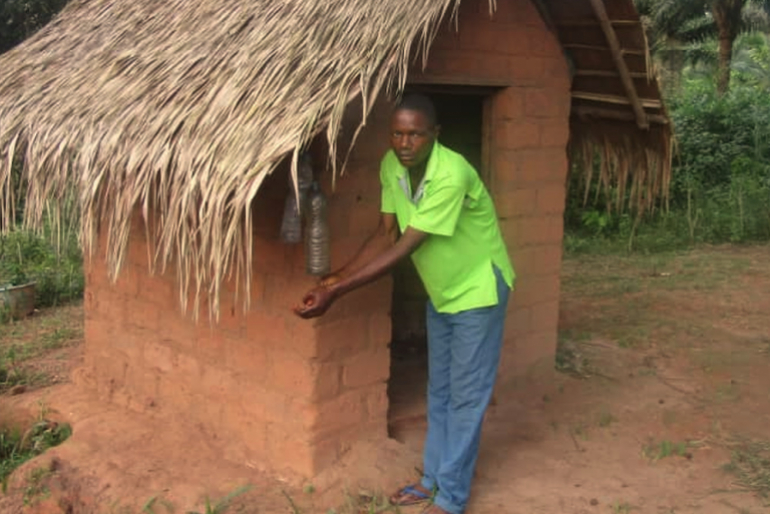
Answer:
[{"left": 390, "top": 109, "right": 438, "bottom": 169}]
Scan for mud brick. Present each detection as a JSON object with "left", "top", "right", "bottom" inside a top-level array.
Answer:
[
  {"left": 494, "top": 188, "right": 538, "bottom": 219},
  {"left": 342, "top": 349, "right": 390, "bottom": 390},
  {"left": 504, "top": 306, "right": 531, "bottom": 339},
  {"left": 301, "top": 389, "right": 367, "bottom": 437},
  {"left": 493, "top": 88, "right": 525, "bottom": 121},
  {"left": 143, "top": 341, "right": 174, "bottom": 373},
  {"left": 269, "top": 350, "right": 340, "bottom": 399},
  {"left": 498, "top": 120, "right": 541, "bottom": 150},
  {"left": 525, "top": 89, "right": 569, "bottom": 119},
  {"left": 539, "top": 121, "right": 571, "bottom": 149},
  {"left": 531, "top": 301, "right": 560, "bottom": 333},
  {"left": 315, "top": 316, "right": 370, "bottom": 362},
  {"left": 508, "top": 56, "right": 545, "bottom": 84},
  {"left": 511, "top": 276, "right": 560, "bottom": 308}
]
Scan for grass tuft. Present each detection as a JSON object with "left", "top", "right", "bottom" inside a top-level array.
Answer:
[
  {"left": 723, "top": 440, "right": 770, "bottom": 498},
  {"left": 0, "top": 421, "right": 71, "bottom": 491},
  {"left": 642, "top": 439, "right": 692, "bottom": 461}
]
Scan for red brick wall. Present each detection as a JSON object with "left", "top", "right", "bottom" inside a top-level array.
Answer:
[
  {"left": 79, "top": 0, "right": 570, "bottom": 480},
  {"left": 82, "top": 167, "right": 391, "bottom": 478}
]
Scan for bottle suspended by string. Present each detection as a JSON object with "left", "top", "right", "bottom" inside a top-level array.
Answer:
[
  {"left": 279, "top": 152, "right": 314, "bottom": 244},
  {"left": 305, "top": 181, "right": 330, "bottom": 276}
]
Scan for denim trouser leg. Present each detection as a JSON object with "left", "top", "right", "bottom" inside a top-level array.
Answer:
[{"left": 420, "top": 268, "right": 510, "bottom": 514}]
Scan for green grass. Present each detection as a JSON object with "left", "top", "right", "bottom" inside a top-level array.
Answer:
[
  {"left": 0, "top": 421, "right": 71, "bottom": 491},
  {"left": 555, "top": 331, "right": 592, "bottom": 378},
  {"left": 642, "top": 439, "right": 692, "bottom": 461},
  {"left": 186, "top": 485, "right": 252, "bottom": 514},
  {"left": 722, "top": 440, "right": 770, "bottom": 498},
  {"left": 335, "top": 490, "right": 402, "bottom": 514},
  {"left": 598, "top": 408, "right": 617, "bottom": 428},
  {"left": 0, "top": 304, "right": 82, "bottom": 392},
  {"left": 610, "top": 502, "right": 633, "bottom": 514},
  {"left": 39, "top": 327, "right": 78, "bottom": 350},
  {"left": 23, "top": 466, "right": 52, "bottom": 506},
  {"left": 0, "top": 428, "right": 29, "bottom": 490},
  {"left": 562, "top": 250, "right": 758, "bottom": 299}
]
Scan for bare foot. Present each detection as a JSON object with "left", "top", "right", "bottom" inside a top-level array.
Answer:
[{"left": 389, "top": 484, "right": 433, "bottom": 506}]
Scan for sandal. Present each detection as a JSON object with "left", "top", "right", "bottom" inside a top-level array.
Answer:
[{"left": 389, "top": 484, "right": 433, "bottom": 506}]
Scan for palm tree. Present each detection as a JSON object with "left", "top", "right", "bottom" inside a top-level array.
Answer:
[
  {"left": 635, "top": 0, "right": 770, "bottom": 95},
  {"left": 731, "top": 32, "right": 770, "bottom": 89},
  {"left": 712, "top": 0, "right": 749, "bottom": 94},
  {"left": 696, "top": 0, "right": 770, "bottom": 93},
  {"left": 635, "top": 0, "right": 714, "bottom": 97}
]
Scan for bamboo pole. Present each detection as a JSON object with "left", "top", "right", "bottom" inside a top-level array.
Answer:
[
  {"left": 574, "top": 69, "right": 649, "bottom": 79},
  {"left": 562, "top": 43, "right": 646, "bottom": 56},
  {"left": 556, "top": 20, "right": 642, "bottom": 27},
  {"left": 588, "top": 0, "right": 649, "bottom": 129},
  {"left": 573, "top": 106, "right": 669, "bottom": 125},
  {"left": 572, "top": 91, "right": 662, "bottom": 109}
]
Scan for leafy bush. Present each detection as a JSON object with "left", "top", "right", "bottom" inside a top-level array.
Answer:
[
  {"left": 0, "top": 228, "right": 84, "bottom": 309},
  {"left": 565, "top": 73, "right": 770, "bottom": 255},
  {"left": 0, "top": 420, "right": 72, "bottom": 488}
]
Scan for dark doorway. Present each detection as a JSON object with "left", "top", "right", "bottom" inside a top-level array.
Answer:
[{"left": 432, "top": 93, "right": 485, "bottom": 172}]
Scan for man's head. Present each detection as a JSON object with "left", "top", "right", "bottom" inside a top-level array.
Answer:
[{"left": 390, "top": 94, "right": 440, "bottom": 170}]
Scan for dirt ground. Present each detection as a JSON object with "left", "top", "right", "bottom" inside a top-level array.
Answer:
[{"left": 1, "top": 245, "right": 770, "bottom": 513}]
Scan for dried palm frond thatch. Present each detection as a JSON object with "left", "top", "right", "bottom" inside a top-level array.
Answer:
[
  {"left": 0, "top": 0, "right": 485, "bottom": 318},
  {"left": 547, "top": 0, "right": 673, "bottom": 213},
  {"left": 569, "top": 117, "right": 673, "bottom": 213},
  {"left": 0, "top": 0, "right": 671, "bottom": 319}
]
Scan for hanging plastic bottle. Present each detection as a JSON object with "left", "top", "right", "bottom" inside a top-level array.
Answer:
[
  {"left": 279, "top": 152, "right": 314, "bottom": 244},
  {"left": 305, "top": 181, "right": 330, "bottom": 276},
  {"left": 279, "top": 193, "right": 302, "bottom": 244}
]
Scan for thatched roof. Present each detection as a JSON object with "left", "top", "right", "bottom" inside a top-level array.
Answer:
[
  {"left": 0, "top": 0, "right": 669, "bottom": 317},
  {"left": 544, "top": 0, "right": 672, "bottom": 211}
]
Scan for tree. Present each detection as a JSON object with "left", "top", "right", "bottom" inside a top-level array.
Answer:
[
  {"left": 635, "top": 0, "right": 770, "bottom": 95},
  {"left": 635, "top": 0, "right": 715, "bottom": 97},
  {"left": 712, "top": 0, "right": 749, "bottom": 94},
  {"left": 0, "top": 0, "right": 68, "bottom": 54},
  {"left": 709, "top": 0, "right": 770, "bottom": 93},
  {"left": 732, "top": 32, "right": 770, "bottom": 89}
]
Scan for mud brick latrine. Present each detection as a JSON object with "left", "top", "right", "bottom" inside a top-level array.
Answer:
[{"left": 79, "top": 0, "right": 571, "bottom": 480}]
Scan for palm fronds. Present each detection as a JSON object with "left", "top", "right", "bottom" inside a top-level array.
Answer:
[
  {"left": 0, "top": 0, "right": 466, "bottom": 318},
  {"left": 0, "top": 0, "right": 672, "bottom": 318}
]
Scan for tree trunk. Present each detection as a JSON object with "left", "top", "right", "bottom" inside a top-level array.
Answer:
[
  {"left": 713, "top": 0, "right": 747, "bottom": 96},
  {"left": 717, "top": 32, "right": 735, "bottom": 95}
]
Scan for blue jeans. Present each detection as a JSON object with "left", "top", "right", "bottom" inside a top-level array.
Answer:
[{"left": 420, "top": 267, "right": 510, "bottom": 514}]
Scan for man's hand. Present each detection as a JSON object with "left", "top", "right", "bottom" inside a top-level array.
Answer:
[
  {"left": 293, "top": 285, "right": 338, "bottom": 319},
  {"left": 294, "top": 225, "right": 427, "bottom": 321}
]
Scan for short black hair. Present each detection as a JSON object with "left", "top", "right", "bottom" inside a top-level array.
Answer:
[{"left": 394, "top": 93, "right": 438, "bottom": 127}]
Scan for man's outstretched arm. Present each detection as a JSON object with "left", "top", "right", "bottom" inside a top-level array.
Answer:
[
  {"left": 321, "top": 213, "right": 399, "bottom": 285},
  {"left": 294, "top": 225, "right": 428, "bottom": 318}
]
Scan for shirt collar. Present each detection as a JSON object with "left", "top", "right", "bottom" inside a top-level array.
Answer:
[
  {"left": 395, "top": 142, "right": 441, "bottom": 204},
  {"left": 393, "top": 141, "right": 441, "bottom": 180}
]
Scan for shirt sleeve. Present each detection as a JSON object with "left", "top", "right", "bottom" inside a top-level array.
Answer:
[{"left": 408, "top": 181, "right": 465, "bottom": 237}]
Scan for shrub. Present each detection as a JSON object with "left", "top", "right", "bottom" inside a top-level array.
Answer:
[{"left": 0, "top": 228, "right": 84, "bottom": 309}]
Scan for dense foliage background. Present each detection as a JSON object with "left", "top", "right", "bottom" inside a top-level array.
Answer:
[{"left": 566, "top": 1, "right": 770, "bottom": 254}]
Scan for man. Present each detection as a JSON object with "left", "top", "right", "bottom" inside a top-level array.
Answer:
[{"left": 294, "top": 94, "right": 515, "bottom": 514}]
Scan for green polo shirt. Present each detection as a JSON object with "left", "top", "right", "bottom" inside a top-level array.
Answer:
[{"left": 380, "top": 142, "right": 515, "bottom": 314}]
